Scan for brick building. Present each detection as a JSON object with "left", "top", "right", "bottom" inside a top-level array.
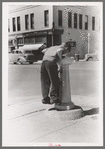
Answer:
[{"left": 8, "top": 5, "right": 101, "bottom": 59}]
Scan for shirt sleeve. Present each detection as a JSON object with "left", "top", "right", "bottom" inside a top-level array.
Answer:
[
  {"left": 56, "top": 48, "right": 63, "bottom": 66},
  {"left": 57, "top": 48, "right": 62, "bottom": 60}
]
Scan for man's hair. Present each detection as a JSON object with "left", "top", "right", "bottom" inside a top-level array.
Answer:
[
  {"left": 64, "top": 41, "right": 71, "bottom": 50},
  {"left": 60, "top": 41, "right": 71, "bottom": 53}
]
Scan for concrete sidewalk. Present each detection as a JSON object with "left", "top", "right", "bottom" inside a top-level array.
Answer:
[
  {"left": 3, "top": 95, "right": 103, "bottom": 146},
  {"left": 8, "top": 95, "right": 99, "bottom": 119}
]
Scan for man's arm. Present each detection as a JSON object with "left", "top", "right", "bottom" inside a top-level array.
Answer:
[
  {"left": 56, "top": 48, "right": 63, "bottom": 72},
  {"left": 57, "top": 48, "right": 63, "bottom": 64}
]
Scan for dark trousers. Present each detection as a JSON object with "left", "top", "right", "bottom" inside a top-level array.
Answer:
[{"left": 41, "top": 60, "right": 60, "bottom": 101}]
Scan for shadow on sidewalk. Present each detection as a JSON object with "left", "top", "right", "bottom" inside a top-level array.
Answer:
[
  {"left": 83, "top": 107, "right": 99, "bottom": 116},
  {"left": 48, "top": 106, "right": 99, "bottom": 116}
]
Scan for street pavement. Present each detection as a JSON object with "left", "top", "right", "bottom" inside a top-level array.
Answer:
[
  {"left": 8, "top": 60, "right": 99, "bottom": 104},
  {"left": 3, "top": 60, "right": 103, "bottom": 146}
]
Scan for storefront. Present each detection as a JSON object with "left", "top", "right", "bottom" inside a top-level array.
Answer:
[
  {"left": 8, "top": 37, "right": 16, "bottom": 52},
  {"left": 23, "top": 29, "right": 63, "bottom": 47},
  {"left": 8, "top": 29, "right": 64, "bottom": 52}
]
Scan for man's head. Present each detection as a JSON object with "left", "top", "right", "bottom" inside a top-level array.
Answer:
[{"left": 61, "top": 41, "right": 71, "bottom": 54}]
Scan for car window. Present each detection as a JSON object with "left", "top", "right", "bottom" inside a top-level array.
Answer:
[
  {"left": 11, "top": 50, "right": 22, "bottom": 54},
  {"left": 25, "top": 51, "right": 32, "bottom": 54},
  {"left": 18, "top": 51, "right": 22, "bottom": 54},
  {"left": 12, "top": 51, "right": 15, "bottom": 54}
]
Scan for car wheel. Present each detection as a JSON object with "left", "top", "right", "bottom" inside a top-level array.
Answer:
[
  {"left": 17, "top": 59, "right": 23, "bottom": 65},
  {"left": 29, "top": 62, "right": 33, "bottom": 64},
  {"left": 87, "top": 57, "right": 93, "bottom": 61}
]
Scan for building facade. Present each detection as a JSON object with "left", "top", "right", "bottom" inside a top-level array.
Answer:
[{"left": 8, "top": 5, "right": 101, "bottom": 58}]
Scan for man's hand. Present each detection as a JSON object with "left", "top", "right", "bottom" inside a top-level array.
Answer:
[{"left": 42, "top": 48, "right": 47, "bottom": 54}]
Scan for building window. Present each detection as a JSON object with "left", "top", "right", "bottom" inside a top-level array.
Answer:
[
  {"left": 25, "top": 15, "right": 29, "bottom": 30},
  {"left": 44, "top": 10, "right": 49, "bottom": 27},
  {"left": 30, "top": 13, "right": 34, "bottom": 29},
  {"left": 68, "top": 12, "right": 72, "bottom": 28},
  {"left": 74, "top": 13, "right": 77, "bottom": 28},
  {"left": 35, "top": 36, "right": 46, "bottom": 43},
  {"left": 58, "top": 10, "right": 62, "bottom": 27},
  {"left": 12, "top": 18, "right": 16, "bottom": 32},
  {"left": 92, "top": 17, "right": 95, "bottom": 30},
  {"left": 17, "top": 17, "right": 21, "bottom": 31},
  {"left": 24, "top": 37, "right": 35, "bottom": 44},
  {"left": 8, "top": 40, "right": 13, "bottom": 46},
  {"left": 17, "top": 38, "right": 23, "bottom": 45},
  {"left": 8, "top": 19, "right": 10, "bottom": 32},
  {"left": 79, "top": 14, "right": 82, "bottom": 29},
  {"left": 85, "top": 15, "right": 88, "bottom": 30}
]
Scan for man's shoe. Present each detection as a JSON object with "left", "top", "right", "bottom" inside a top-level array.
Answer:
[
  {"left": 42, "top": 97, "right": 50, "bottom": 104},
  {"left": 50, "top": 99, "right": 61, "bottom": 105}
]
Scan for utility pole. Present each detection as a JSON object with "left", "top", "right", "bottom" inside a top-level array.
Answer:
[
  {"left": 88, "top": 33, "right": 90, "bottom": 54},
  {"left": 52, "top": 22, "right": 54, "bottom": 46}
]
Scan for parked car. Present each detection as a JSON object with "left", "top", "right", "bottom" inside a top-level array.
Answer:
[
  {"left": 8, "top": 43, "right": 46, "bottom": 64},
  {"left": 85, "top": 51, "right": 99, "bottom": 61}
]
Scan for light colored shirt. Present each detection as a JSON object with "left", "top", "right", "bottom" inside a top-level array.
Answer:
[{"left": 42, "top": 45, "right": 63, "bottom": 66}]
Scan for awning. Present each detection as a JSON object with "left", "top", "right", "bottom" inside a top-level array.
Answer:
[
  {"left": 18, "top": 43, "right": 46, "bottom": 51},
  {"left": 17, "top": 35, "right": 24, "bottom": 38},
  {"left": 8, "top": 34, "right": 23, "bottom": 40}
]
